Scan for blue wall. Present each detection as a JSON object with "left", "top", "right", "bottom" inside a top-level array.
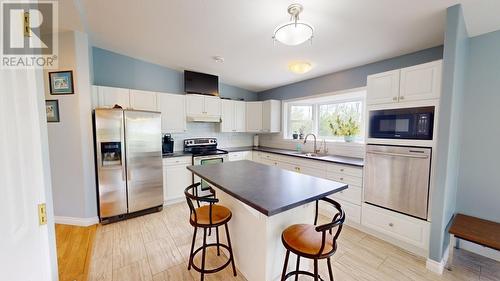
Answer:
[
  {"left": 92, "top": 47, "right": 258, "bottom": 101},
  {"left": 258, "top": 46, "right": 443, "bottom": 100},
  {"left": 429, "top": 4, "right": 469, "bottom": 262},
  {"left": 457, "top": 30, "right": 500, "bottom": 222}
]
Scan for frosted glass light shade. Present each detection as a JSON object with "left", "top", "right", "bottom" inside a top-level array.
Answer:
[
  {"left": 288, "top": 61, "right": 312, "bottom": 74},
  {"left": 273, "top": 21, "right": 313, "bottom": 46}
]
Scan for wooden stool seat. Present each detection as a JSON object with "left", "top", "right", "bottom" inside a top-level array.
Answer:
[
  {"left": 281, "top": 198, "right": 345, "bottom": 281},
  {"left": 191, "top": 204, "right": 232, "bottom": 226},
  {"left": 282, "top": 224, "right": 336, "bottom": 256}
]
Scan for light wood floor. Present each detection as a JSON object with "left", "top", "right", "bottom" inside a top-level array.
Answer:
[
  {"left": 56, "top": 224, "right": 97, "bottom": 281},
  {"left": 88, "top": 203, "right": 500, "bottom": 281}
]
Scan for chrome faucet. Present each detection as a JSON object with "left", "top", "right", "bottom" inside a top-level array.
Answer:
[{"left": 303, "top": 133, "right": 320, "bottom": 154}]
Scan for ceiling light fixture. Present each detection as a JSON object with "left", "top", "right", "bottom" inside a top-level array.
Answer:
[
  {"left": 273, "top": 4, "right": 314, "bottom": 46},
  {"left": 288, "top": 61, "right": 312, "bottom": 74},
  {"left": 213, "top": 56, "right": 224, "bottom": 63}
]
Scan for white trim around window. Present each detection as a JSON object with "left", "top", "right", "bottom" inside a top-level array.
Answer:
[{"left": 282, "top": 87, "right": 367, "bottom": 143}]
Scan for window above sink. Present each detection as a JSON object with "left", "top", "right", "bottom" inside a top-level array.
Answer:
[{"left": 283, "top": 88, "right": 367, "bottom": 143}]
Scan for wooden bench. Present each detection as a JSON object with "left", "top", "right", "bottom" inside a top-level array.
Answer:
[{"left": 447, "top": 213, "right": 500, "bottom": 268}]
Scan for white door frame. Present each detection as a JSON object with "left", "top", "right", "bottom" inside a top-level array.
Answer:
[{"left": 0, "top": 68, "right": 58, "bottom": 280}]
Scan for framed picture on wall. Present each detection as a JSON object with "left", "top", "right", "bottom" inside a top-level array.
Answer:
[
  {"left": 49, "top": 70, "right": 74, "bottom": 95},
  {"left": 45, "top": 100, "right": 60, "bottom": 122}
]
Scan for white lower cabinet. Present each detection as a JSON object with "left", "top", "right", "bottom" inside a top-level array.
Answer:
[
  {"left": 228, "top": 151, "right": 252, "bottom": 161},
  {"left": 361, "top": 203, "right": 430, "bottom": 250},
  {"left": 163, "top": 157, "right": 192, "bottom": 205},
  {"left": 320, "top": 198, "right": 361, "bottom": 224}
]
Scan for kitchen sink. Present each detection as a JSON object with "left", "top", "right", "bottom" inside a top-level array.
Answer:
[{"left": 292, "top": 152, "right": 329, "bottom": 158}]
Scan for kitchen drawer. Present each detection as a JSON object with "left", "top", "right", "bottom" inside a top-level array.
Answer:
[
  {"left": 163, "top": 156, "right": 192, "bottom": 166},
  {"left": 361, "top": 203, "right": 430, "bottom": 249},
  {"left": 228, "top": 151, "right": 251, "bottom": 161},
  {"left": 259, "top": 152, "right": 280, "bottom": 161},
  {"left": 327, "top": 164, "right": 363, "bottom": 178},
  {"left": 327, "top": 172, "right": 362, "bottom": 187},
  {"left": 320, "top": 198, "right": 361, "bottom": 224},
  {"left": 331, "top": 185, "right": 362, "bottom": 206},
  {"left": 279, "top": 154, "right": 327, "bottom": 170}
]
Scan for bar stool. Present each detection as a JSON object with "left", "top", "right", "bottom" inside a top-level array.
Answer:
[
  {"left": 184, "top": 183, "right": 237, "bottom": 281},
  {"left": 281, "top": 197, "right": 345, "bottom": 281}
]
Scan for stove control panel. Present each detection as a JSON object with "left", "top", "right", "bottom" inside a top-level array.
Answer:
[{"left": 184, "top": 138, "right": 217, "bottom": 147}]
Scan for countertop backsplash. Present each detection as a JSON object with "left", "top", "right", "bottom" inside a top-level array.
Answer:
[
  {"left": 257, "top": 133, "right": 365, "bottom": 159},
  {"left": 167, "top": 122, "right": 254, "bottom": 152}
]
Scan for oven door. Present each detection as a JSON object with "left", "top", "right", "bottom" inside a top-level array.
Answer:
[{"left": 193, "top": 154, "right": 228, "bottom": 190}]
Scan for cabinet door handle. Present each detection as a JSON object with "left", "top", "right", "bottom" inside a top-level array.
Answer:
[
  {"left": 340, "top": 168, "right": 344, "bottom": 172},
  {"left": 400, "top": 96, "right": 405, "bottom": 100},
  {"left": 340, "top": 177, "right": 344, "bottom": 181},
  {"left": 388, "top": 223, "right": 394, "bottom": 227},
  {"left": 392, "top": 97, "right": 398, "bottom": 101}
]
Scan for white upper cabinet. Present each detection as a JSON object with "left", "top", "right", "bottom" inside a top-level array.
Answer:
[
  {"left": 367, "top": 60, "right": 442, "bottom": 106},
  {"left": 262, "top": 100, "right": 281, "bottom": 133},
  {"left": 221, "top": 100, "right": 247, "bottom": 132},
  {"left": 204, "top": 96, "right": 222, "bottom": 116},
  {"left": 234, "top": 101, "right": 246, "bottom": 132},
  {"left": 157, "top": 93, "right": 186, "bottom": 133},
  {"left": 399, "top": 60, "right": 442, "bottom": 102},
  {"left": 366, "top": 70, "right": 400, "bottom": 105},
  {"left": 246, "top": 101, "right": 263, "bottom": 132},
  {"left": 97, "top": 86, "right": 130, "bottom": 108},
  {"left": 221, "top": 100, "right": 235, "bottom": 132},
  {"left": 186, "top": 94, "right": 205, "bottom": 115},
  {"left": 129, "top": 89, "right": 157, "bottom": 111},
  {"left": 186, "top": 94, "right": 221, "bottom": 121}
]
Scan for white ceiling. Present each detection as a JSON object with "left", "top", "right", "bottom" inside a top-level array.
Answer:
[{"left": 58, "top": 0, "right": 500, "bottom": 92}]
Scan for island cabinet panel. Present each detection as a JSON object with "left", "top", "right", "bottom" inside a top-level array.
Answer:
[
  {"left": 330, "top": 185, "right": 362, "bottom": 206},
  {"left": 162, "top": 157, "right": 192, "bottom": 205}
]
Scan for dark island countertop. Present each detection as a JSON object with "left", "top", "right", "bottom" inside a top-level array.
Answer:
[{"left": 187, "top": 160, "right": 348, "bottom": 216}]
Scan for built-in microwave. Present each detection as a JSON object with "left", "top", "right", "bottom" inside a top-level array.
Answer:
[{"left": 368, "top": 106, "right": 434, "bottom": 140}]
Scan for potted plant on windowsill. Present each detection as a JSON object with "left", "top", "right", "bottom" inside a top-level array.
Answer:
[{"left": 329, "top": 115, "right": 360, "bottom": 142}]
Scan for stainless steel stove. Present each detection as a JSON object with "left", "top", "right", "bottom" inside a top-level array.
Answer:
[{"left": 184, "top": 138, "right": 228, "bottom": 189}]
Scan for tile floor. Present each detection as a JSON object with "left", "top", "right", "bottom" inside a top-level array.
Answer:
[{"left": 88, "top": 203, "right": 500, "bottom": 281}]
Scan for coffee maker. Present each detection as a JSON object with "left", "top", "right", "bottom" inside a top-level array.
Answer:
[{"left": 162, "top": 134, "right": 174, "bottom": 154}]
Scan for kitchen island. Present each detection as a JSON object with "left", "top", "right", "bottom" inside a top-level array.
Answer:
[{"left": 187, "top": 160, "right": 347, "bottom": 281}]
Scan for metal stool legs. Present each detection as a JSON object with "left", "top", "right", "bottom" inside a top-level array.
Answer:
[
  {"left": 281, "top": 252, "right": 335, "bottom": 281},
  {"left": 187, "top": 223, "right": 237, "bottom": 280}
]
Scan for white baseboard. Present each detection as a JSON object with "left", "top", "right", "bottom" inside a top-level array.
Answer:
[
  {"left": 54, "top": 216, "right": 99, "bottom": 226},
  {"left": 164, "top": 197, "right": 185, "bottom": 206},
  {"left": 426, "top": 242, "right": 450, "bottom": 275},
  {"left": 459, "top": 239, "right": 500, "bottom": 262}
]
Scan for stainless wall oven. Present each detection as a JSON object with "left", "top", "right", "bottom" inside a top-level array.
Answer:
[
  {"left": 364, "top": 144, "right": 432, "bottom": 220},
  {"left": 369, "top": 106, "right": 434, "bottom": 140}
]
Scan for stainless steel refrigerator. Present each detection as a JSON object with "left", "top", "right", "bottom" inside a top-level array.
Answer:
[{"left": 94, "top": 108, "right": 163, "bottom": 223}]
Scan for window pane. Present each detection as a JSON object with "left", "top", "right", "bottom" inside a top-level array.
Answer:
[
  {"left": 288, "top": 105, "right": 313, "bottom": 137},
  {"left": 318, "top": 101, "right": 362, "bottom": 138},
  {"left": 290, "top": 105, "right": 312, "bottom": 121}
]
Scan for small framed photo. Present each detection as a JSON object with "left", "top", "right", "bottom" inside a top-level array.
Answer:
[
  {"left": 49, "top": 70, "right": 74, "bottom": 95},
  {"left": 45, "top": 100, "right": 60, "bottom": 122}
]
